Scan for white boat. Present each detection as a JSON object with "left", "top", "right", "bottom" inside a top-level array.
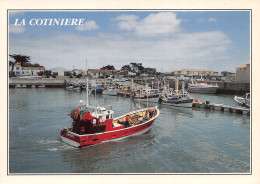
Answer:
[
  {"left": 159, "top": 80, "right": 194, "bottom": 108},
  {"left": 65, "top": 82, "right": 75, "bottom": 90},
  {"left": 15, "top": 84, "right": 21, "bottom": 88},
  {"left": 102, "top": 86, "right": 119, "bottom": 96},
  {"left": 134, "top": 88, "right": 160, "bottom": 103},
  {"left": 187, "top": 78, "right": 218, "bottom": 94},
  {"left": 234, "top": 93, "right": 250, "bottom": 108},
  {"left": 72, "top": 83, "right": 81, "bottom": 91},
  {"left": 38, "top": 77, "right": 45, "bottom": 88},
  {"left": 21, "top": 85, "right": 27, "bottom": 88},
  {"left": 38, "top": 85, "right": 46, "bottom": 88},
  {"left": 31, "top": 85, "right": 36, "bottom": 88}
]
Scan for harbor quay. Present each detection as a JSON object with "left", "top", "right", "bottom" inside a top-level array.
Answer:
[{"left": 9, "top": 76, "right": 250, "bottom": 94}]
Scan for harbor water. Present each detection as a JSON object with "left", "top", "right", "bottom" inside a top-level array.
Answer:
[{"left": 9, "top": 88, "right": 250, "bottom": 173}]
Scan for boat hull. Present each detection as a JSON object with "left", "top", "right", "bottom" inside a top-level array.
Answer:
[
  {"left": 61, "top": 119, "right": 154, "bottom": 148},
  {"left": 102, "top": 90, "right": 118, "bottom": 96},
  {"left": 93, "top": 86, "right": 103, "bottom": 93},
  {"left": 187, "top": 87, "right": 218, "bottom": 94},
  {"left": 161, "top": 100, "right": 193, "bottom": 108},
  {"left": 134, "top": 95, "right": 159, "bottom": 103},
  {"left": 61, "top": 107, "right": 159, "bottom": 148},
  {"left": 234, "top": 96, "right": 250, "bottom": 108}
]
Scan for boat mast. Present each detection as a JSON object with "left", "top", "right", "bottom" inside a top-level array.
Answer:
[
  {"left": 86, "top": 59, "right": 89, "bottom": 107},
  {"left": 175, "top": 79, "right": 179, "bottom": 95}
]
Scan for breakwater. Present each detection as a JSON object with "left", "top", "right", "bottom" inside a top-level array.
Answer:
[
  {"left": 9, "top": 77, "right": 250, "bottom": 94},
  {"left": 193, "top": 101, "right": 250, "bottom": 116},
  {"left": 9, "top": 77, "right": 65, "bottom": 87}
]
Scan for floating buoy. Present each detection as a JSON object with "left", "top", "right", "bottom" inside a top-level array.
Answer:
[{"left": 193, "top": 99, "right": 201, "bottom": 103}]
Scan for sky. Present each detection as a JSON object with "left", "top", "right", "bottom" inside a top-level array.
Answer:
[{"left": 8, "top": 10, "right": 250, "bottom": 73}]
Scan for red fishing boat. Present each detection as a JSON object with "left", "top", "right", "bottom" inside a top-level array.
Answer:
[
  {"left": 61, "top": 60, "right": 159, "bottom": 148},
  {"left": 61, "top": 105, "right": 159, "bottom": 148}
]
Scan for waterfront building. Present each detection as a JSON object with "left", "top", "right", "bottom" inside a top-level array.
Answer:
[
  {"left": 88, "top": 69, "right": 113, "bottom": 78},
  {"left": 173, "top": 69, "right": 220, "bottom": 79},
  {"left": 12, "top": 62, "right": 22, "bottom": 76},
  {"left": 51, "top": 67, "right": 68, "bottom": 76},
  {"left": 236, "top": 62, "right": 250, "bottom": 83},
  {"left": 10, "top": 63, "right": 45, "bottom": 76}
]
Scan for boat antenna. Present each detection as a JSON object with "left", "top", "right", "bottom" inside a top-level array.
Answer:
[
  {"left": 86, "top": 59, "right": 89, "bottom": 107},
  {"left": 146, "top": 89, "right": 149, "bottom": 116}
]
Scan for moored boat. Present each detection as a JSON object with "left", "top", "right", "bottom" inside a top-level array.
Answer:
[
  {"left": 187, "top": 79, "right": 218, "bottom": 94},
  {"left": 102, "top": 86, "right": 119, "bottom": 96},
  {"left": 159, "top": 80, "right": 194, "bottom": 108},
  {"left": 234, "top": 93, "right": 250, "bottom": 108},
  {"left": 134, "top": 88, "right": 160, "bottom": 103},
  {"left": 38, "top": 77, "right": 45, "bottom": 88},
  {"left": 94, "top": 85, "right": 104, "bottom": 93},
  {"left": 65, "top": 82, "right": 75, "bottom": 90}
]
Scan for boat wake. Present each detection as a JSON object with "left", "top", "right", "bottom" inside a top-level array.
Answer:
[{"left": 36, "top": 139, "right": 60, "bottom": 144}]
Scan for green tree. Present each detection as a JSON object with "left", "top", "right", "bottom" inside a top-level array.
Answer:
[
  {"left": 130, "top": 63, "right": 145, "bottom": 74},
  {"left": 9, "top": 54, "right": 31, "bottom": 67},
  {"left": 121, "top": 65, "right": 131, "bottom": 71},
  {"left": 101, "top": 65, "right": 115, "bottom": 70},
  {"left": 44, "top": 70, "right": 52, "bottom": 78},
  {"left": 144, "top": 67, "right": 156, "bottom": 76}
]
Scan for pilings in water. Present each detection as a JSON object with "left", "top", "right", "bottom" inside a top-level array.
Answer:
[{"left": 192, "top": 102, "right": 250, "bottom": 116}]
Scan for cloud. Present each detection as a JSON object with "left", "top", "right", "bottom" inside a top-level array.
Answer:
[
  {"left": 76, "top": 20, "right": 99, "bottom": 31},
  {"left": 9, "top": 24, "right": 25, "bottom": 34},
  {"left": 9, "top": 30, "right": 232, "bottom": 72},
  {"left": 208, "top": 18, "right": 217, "bottom": 22},
  {"left": 198, "top": 17, "right": 217, "bottom": 23},
  {"left": 114, "top": 14, "right": 139, "bottom": 31},
  {"left": 114, "top": 12, "right": 181, "bottom": 36}
]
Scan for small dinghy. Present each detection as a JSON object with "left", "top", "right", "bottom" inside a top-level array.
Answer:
[{"left": 234, "top": 93, "right": 250, "bottom": 108}]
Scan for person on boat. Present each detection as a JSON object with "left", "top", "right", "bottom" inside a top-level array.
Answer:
[
  {"left": 125, "top": 115, "right": 130, "bottom": 128},
  {"left": 149, "top": 108, "right": 154, "bottom": 119}
]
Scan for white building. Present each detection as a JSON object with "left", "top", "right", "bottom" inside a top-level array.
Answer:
[
  {"left": 88, "top": 69, "right": 113, "bottom": 78},
  {"left": 10, "top": 63, "right": 45, "bottom": 76},
  {"left": 51, "top": 67, "right": 68, "bottom": 76},
  {"left": 236, "top": 62, "right": 250, "bottom": 83},
  {"left": 173, "top": 69, "right": 219, "bottom": 78}
]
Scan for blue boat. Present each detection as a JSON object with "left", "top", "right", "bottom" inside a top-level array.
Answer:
[
  {"left": 234, "top": 93, "right": 250, "bottom": 108},
  {"left": 94, "top": 85, "right": 104, "bottom": 93}
]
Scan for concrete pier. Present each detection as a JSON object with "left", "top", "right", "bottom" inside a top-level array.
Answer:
[{"left": 193, "top": 102, "right": 250, "bottom": 116}]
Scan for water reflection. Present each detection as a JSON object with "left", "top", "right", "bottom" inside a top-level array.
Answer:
[
  {"left": 9, "top": 88, "right": 250, "bottom": 173},
  {"left": 60, "top": 133, "right": 155, "bottom": 173}
]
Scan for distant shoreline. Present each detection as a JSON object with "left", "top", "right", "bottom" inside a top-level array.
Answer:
[{"left": 8, "top": 76, "right": 249, "bottom": 94}]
